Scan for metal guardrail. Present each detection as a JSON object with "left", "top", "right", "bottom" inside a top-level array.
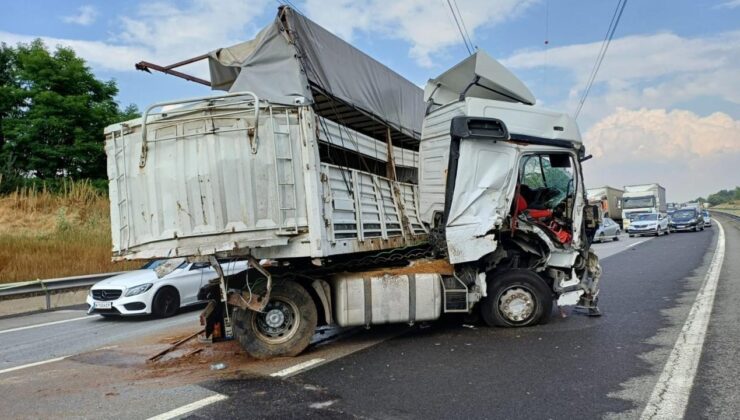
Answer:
[
  {"left": 712, "top": 210, "right": 740, "bottom": 222},
  {"left": 0, "top": 272, "right": 125, "bottom": 304}
]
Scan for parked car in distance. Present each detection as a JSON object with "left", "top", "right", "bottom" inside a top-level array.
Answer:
[
  {"left": 594, "top": 217, "right": 621, "bottom": 242},
  {"left": 669, "top": 208, "right": 705, "bottom": 232},
  {"left": 702, "top": 210, "right": 712, "bottom": 227},
  {"left": 627, "top": 213, "right": 669, "bottom": 237},
  {"left": 87, "top": 259, "right": 248, "bottom": 318}
]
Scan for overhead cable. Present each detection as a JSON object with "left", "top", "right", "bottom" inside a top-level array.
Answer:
[
  {"left": 446, "top": 0, "right": 473, "bottom": 55},
  {"left": 574, "top": 0, "right": 628, "bottom": 119}
]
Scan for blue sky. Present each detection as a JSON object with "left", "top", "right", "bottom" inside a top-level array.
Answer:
[{"left": 1, "top": 0, "right": 739, "bottom": 201}]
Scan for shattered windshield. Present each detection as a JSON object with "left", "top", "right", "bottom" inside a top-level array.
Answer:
[{"left": 520, "top": 154, "right": 574, "bottom": 209}]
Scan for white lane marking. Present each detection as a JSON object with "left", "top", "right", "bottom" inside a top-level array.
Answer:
[
  {"left": 0, "top": 316, "right": 89, "bottom": 335},
  {"left": 147, "top": 394, "right": 228, "bottom": 420},
  {"left": 0, "top": 356, "right": 69, "bottom": 375},
  {"left": 270, "top": 358, "right": 325, "bottom": 378},
  {"left": 628, "top": 238, "right": 650, "bottom": 249},
  {"left": 641, "top": 221, "right": 726, "bottom": 419}
]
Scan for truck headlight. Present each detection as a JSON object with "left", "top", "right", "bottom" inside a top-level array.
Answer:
[{"left": 125, "top": 283, "right": 153, "bottom": 297}]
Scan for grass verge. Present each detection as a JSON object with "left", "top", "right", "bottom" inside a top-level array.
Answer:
[{"left": 0, "top": 181, "right": 138, "bottom": 284}]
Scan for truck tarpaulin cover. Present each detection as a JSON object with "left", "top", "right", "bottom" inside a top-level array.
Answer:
[{"left": 208, "top": 7, "right": 424, "bottom": 140}]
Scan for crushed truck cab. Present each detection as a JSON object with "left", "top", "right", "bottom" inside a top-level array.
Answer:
[{"left": 105, "top": 6, "right": 602, "bottom": 359}]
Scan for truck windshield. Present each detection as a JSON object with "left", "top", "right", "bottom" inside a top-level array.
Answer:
[
  {"left": 520, "top": 154, "right": 574, "bottom": 209},
  {"left": 623, "top": 196, "right": 655, "bottom": 209}
]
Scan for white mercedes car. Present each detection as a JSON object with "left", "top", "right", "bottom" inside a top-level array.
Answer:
[{"left": 87, "top": 259, "right": 248, "bottom": 318}]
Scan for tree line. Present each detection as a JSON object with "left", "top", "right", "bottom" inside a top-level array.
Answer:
[
  {"left": 694, "top": 187, "right": 740, "bottom": 207},
  {"left": 0, "top": 40, "right": 138, "bottom": 193}
]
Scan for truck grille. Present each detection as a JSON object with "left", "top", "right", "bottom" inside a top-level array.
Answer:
[{"left": 92, "top": 289, "right": 122, "bottom": 301}]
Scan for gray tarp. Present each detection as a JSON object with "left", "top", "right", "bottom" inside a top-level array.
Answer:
[{"left": 208, "top": 7, "right": 424, "bottom": 140}]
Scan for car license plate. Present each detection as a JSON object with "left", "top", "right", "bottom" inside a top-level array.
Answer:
[
  {"left": 94, "top": 301, "right": 112, "bottom": 309},
  {"left": 677, "top": 225, "right": 685, "bottom": 229}
]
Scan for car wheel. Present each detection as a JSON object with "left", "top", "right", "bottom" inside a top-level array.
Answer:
[
  {"left": 152, "top": 287, "right": 180, "bottom": 318},
  {"left": 481, "top": 269, "right": 553, "bottom": 328},
  {"left": 233, "top": 281, "right": 317, "bottom": 359},
  {"left": 598, "top": 232, "right": 605, "bottom": 243},
  {"left": 613, "top": 230, "right": 621, "bottom": 241}
]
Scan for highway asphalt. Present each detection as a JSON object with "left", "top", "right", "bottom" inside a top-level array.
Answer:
[{"left": 0, "top": 223, "right": 733, "bottom": 419}]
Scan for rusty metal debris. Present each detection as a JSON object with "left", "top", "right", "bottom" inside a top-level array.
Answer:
[{"left": 148, "top": 329, "right": 204, "bottom": 362}]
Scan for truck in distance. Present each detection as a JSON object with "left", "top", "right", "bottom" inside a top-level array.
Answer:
[
  {"left": 105, "top": 7, "right": 603, "bottom": 358},
  {"left": 621, "top": 183, "right": 667, "bottom": 230},
  {"left": 587, "top": 186, "right": 624, "bottom": 226}
]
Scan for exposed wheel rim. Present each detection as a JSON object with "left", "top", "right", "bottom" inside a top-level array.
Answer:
[
  {"left": 498, "top": 287, "right": 536, "bottom": 323},
  {"left": 252, "top": 298, "right": 300, "bottom": 344}
]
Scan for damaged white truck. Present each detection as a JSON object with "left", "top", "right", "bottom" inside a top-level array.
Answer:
[{"left": 105, "top": 7, "right": 602, "bottom": 358}]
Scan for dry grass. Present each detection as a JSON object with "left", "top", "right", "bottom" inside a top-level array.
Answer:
[
  {"left": 0, "top": 181, "right": 138, "bottom": 284},
  {"left": 712, "top": 200, "right": 740, "bottom": 217}
]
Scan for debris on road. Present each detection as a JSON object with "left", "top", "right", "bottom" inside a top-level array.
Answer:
[{"left": 148, "top": 329, "right": 204, "bottom": 362}]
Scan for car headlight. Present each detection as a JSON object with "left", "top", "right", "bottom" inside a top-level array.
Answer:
[
  {"left": 689, "top": 218, "right": 696, "bottom": 223},
  {"left": 125, "top": 283, "right": 153, "bottom": 297}
]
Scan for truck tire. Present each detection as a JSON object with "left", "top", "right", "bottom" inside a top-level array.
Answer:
[
  {"left": 233, "top": 281, "right": 317, "bottom": 359},
  {"left": 480, "top": 269, "right": 553, "bottom": 328}
]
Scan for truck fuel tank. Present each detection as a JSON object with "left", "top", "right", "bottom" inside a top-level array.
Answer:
[{"left": 331, "top": 273, "right": 443, "bottom": 327}]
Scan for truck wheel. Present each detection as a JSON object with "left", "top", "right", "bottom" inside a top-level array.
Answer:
[
  {"left": 480, "top": 270, "right": 553, "bottom": 328},
  {"left": 233, "top": 281, "right": 317, "bottom": 359}
]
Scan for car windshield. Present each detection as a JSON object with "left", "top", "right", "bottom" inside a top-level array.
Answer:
[
  {"left": 141, "top": 260, "right": 167, "bottom": 270},
  {"left": 635, "top": 213, "right": 658, "bottom": 221},
  {"left": 673, "top": 210, "right": 695, "bottom": 219},
  {"left": 703, "top": 211, "right": 709, "bottom": 217}
]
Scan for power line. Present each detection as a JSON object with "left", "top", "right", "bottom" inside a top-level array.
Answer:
[
  {"left": 574, "top": 0, "right": 628, "bottom": 119},
  {"left": 452, "top": 0, "right": 474, "bottom": 52},
  {"left": 446, "top": 0, "right": 472, "bottom": 55}
]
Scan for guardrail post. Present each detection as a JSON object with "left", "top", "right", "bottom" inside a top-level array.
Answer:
[{"left": 39, "top": 280, "right": 51, "bottom": 310}]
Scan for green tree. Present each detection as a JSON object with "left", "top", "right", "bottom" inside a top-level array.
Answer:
[{"left": 0, "top": 40, "right": 138, "bottom": 190}]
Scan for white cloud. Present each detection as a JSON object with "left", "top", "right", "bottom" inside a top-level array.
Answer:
[
  {"left": 3, "top": 0, "right": 274, "bottom": 77},
  {"left": 715, "top": 0, "right": 740, "bottom": 9},
  {"left": 584, "top": 108, "right": 740, "bottom": 201},
  {"left": 0, "top": 31, "right": 149, "bottom": 72},
  {"left": 116, "top": 0, "right": 271, "bottom": 61},
  {"left": 62, "top": 5, "right": 98, "bottom": 26},
  {"left": 303, "top": 0, "right": 537, "bottom": 67},
  {"left": 502, "top": 31, "right": 740, "bottom": 127}
]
